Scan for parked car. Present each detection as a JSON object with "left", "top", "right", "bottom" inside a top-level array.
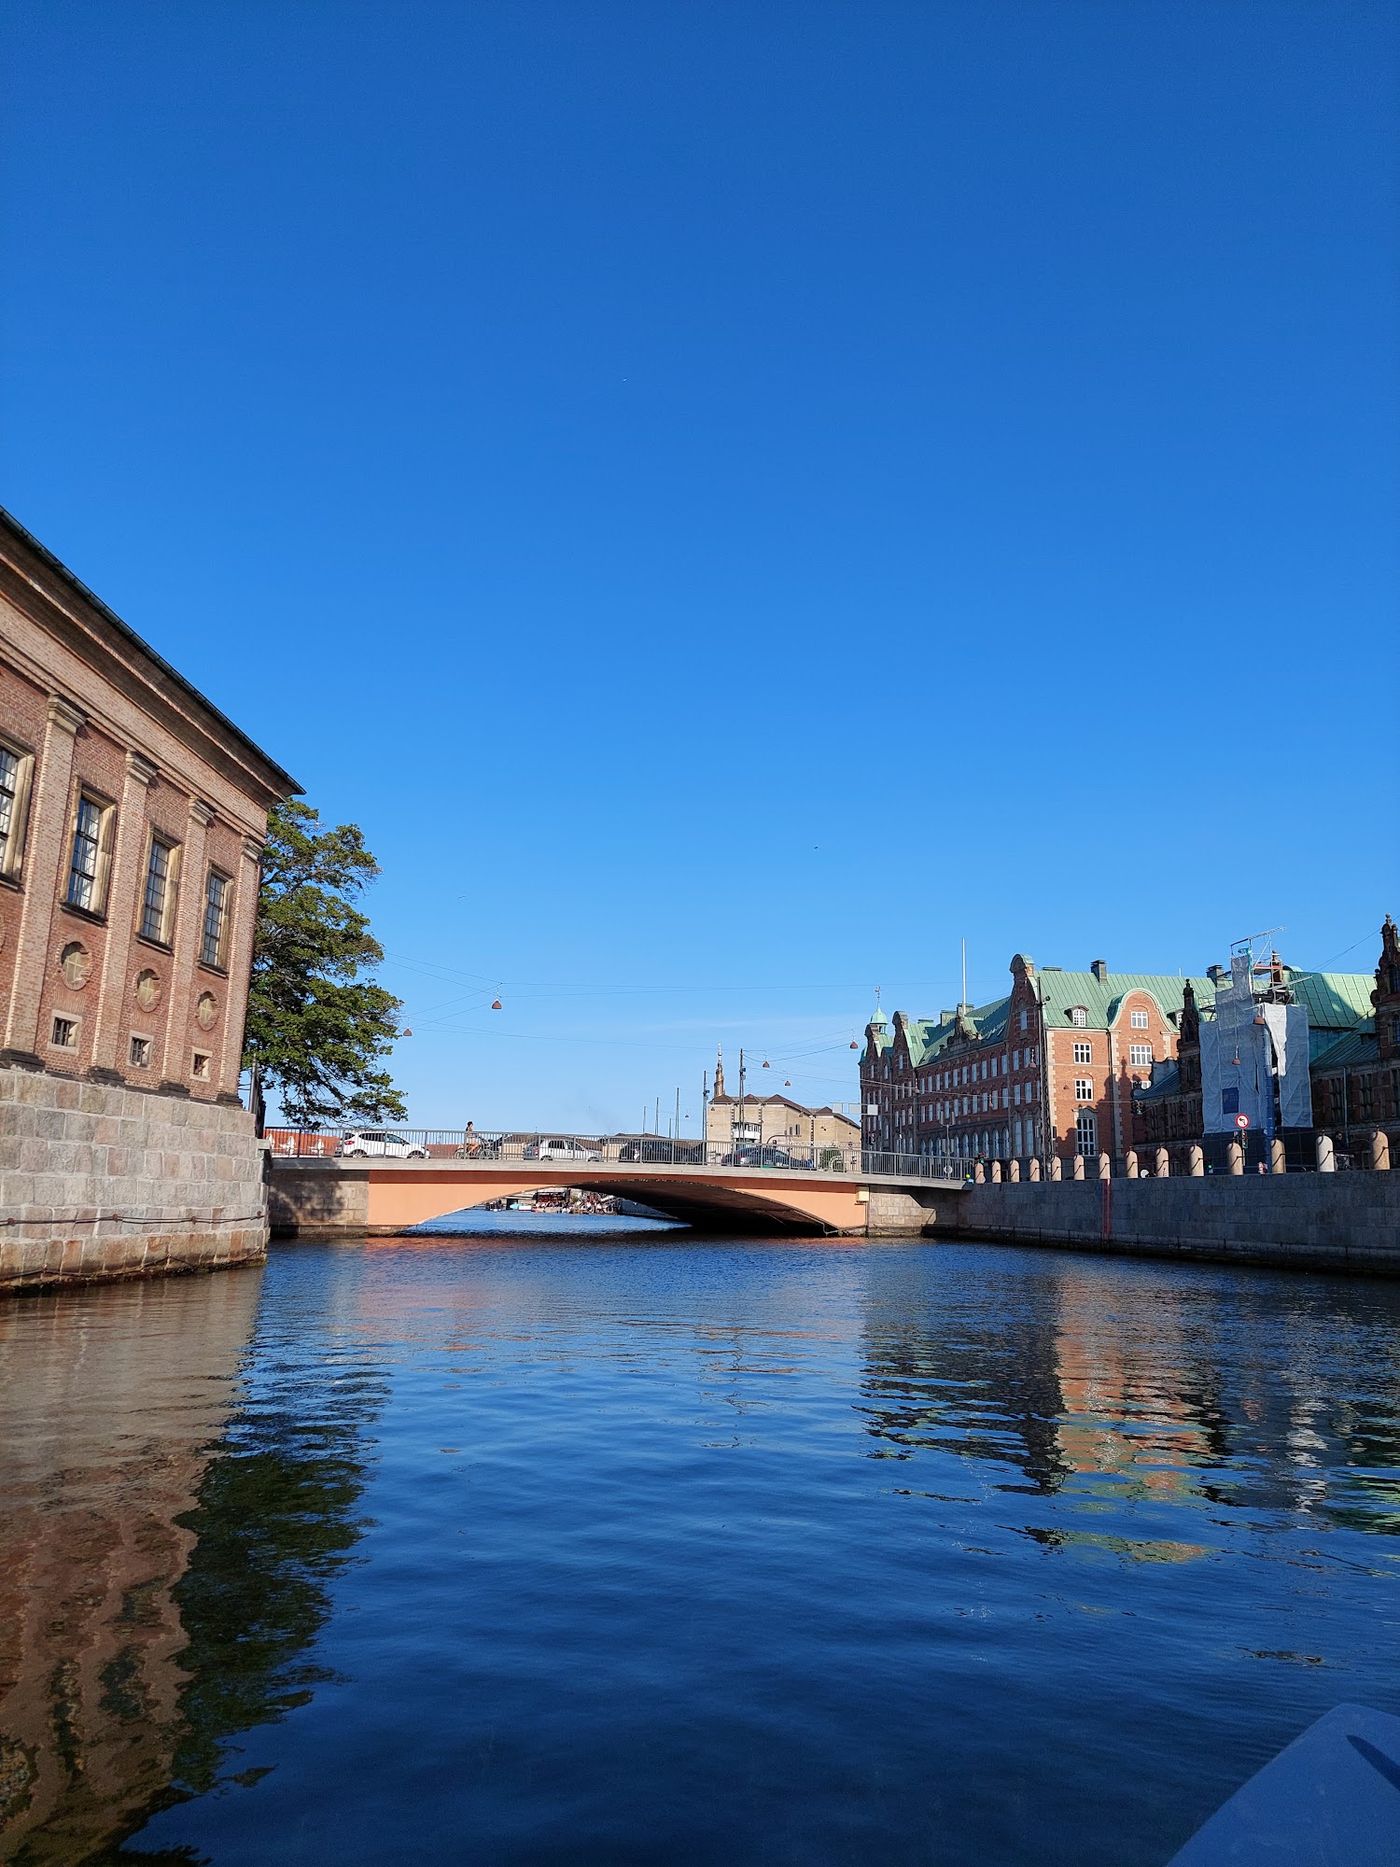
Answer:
[
  {"left": 723, "top": 1147, "right": 813, "bottom": 1170},
  {"left": 522, "top": 1138, "right": 602, "bottom": 1163},
  {"left": 339, "top": 1130, "right": 429, "bottom": 1160},
  {"left": 617, "top": 1138, "right": 706, "bottom": 1164}
]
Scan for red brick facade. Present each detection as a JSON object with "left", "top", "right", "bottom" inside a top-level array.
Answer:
[
  {"left": 0, "top": 509, "right": 296, "bottom": 1103},
  {"left": 862, "top": 954, "right": 1206, "bottom": 1167}
]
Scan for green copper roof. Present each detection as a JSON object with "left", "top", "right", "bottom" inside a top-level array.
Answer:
[
  {"left": 1279, "top": 970, "right": 1375, "bottom": 1036},
  {"left": 1310, "top": 1029, "right": 1379, "bottom": 1071},
  {"left": 1035, "top": 970, "right": 1216, "bottom": 1031}
]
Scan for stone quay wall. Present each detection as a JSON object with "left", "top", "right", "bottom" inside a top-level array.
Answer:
[
  {"left": 922, "top": 1173, "right": 1400, "bottom": 1276},
  {"left": 0, "top": 1064, "right": 267, "bottom": 1293}
]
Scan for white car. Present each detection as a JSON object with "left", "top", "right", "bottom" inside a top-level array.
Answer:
[
  {"left": 524, "top": 1138, "right": 601, "bottom": 1163},
  {"left": 339, "top": 1130, "right": 429, "bottom": 1160}
]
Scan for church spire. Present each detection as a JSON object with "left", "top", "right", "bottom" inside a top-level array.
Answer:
[{"left": 714, "top": 1044, "right": 726, "bottom": 1099}]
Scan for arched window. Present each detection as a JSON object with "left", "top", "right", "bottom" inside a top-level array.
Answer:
[{"left": 1075, "top": 1109, "right": 1097, "bottom": 1156}]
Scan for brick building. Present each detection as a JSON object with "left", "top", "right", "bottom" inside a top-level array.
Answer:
[
  {"left": 1135, "top": 920, "right": 1399, "bottom": 1158},
  {"left": 0, "top": 508, "right": 297, "bottom": 1289},
  {"left": 861, "top": 955, "right": 1213, "bottom": 1167}
]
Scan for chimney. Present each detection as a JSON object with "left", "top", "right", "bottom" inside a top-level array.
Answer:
[
  {"left": 1207, "top": 964, "right": 1227, "bottom": 984},
  {"left": 1091, "top": 958, "right": 1108, "bottom": 982}
]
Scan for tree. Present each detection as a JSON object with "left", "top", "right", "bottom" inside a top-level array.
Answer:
[{"left": 243, "top": 799, "right": 406, "bottom": 1128}]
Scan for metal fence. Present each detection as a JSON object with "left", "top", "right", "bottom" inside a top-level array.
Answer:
[{"left": 263, "top": 1126, "right": 973, "bottom": 1181}]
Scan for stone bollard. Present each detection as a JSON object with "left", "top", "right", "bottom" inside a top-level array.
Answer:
[
  {"left": 1097, "top": 1152, "right": 1111, "bottom": 1181},
  {"left": 973, "top": 1159, "right": 985, "bottom": 1183},
  {"left": 1048, "top": 1155, "right": 1062, "bottom": 1181},
  {"left": 1371, "top": 1130, "right": 1390, "bottom": 1172},
  {"left": 1270, "top": 1138, "right": 1287, "bottom": 1174},
  {"left": 1008, "top": 1158, "right": 1021, "bottom": 1182},
  {"left": 989, "top": 1159, "right": 1002, "bottom": 1183},
  {"left": 1155, "top": 1147, "right": 1170, "bottom": 1178},
  {"left": 1316, "top": 1134, "right": 1336, "bottom": 1173},
  {"left": 1227, "top": 1139, "right": 1244, "bottom": 1175},
  {"left": 1188, "top": 1144, "right": 1204, "bottom": 1177},
  {"left": 1071, "top": 1153, "right": 1085, "bottom": 1180},
  {"left": 1125, "top": 1150, "right": 1139, "bottom": 1178},
  {"left": 1028, "top": 1156, "right": 1042, "bottom": 1181}
]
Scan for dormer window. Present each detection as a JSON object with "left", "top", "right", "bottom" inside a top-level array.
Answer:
[{"left": 1070, "top": 1007, "right": 1087, "bottom": 1027}]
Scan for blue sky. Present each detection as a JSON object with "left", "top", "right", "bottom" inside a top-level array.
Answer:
[{"left": 4, "top": 2, "right": 1396, "bottom": 1131}]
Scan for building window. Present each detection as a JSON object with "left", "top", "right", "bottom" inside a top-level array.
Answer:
[
  {"left": 1073, "top": 1041, "right": 1092, "bottom": 1064},
  {"left": 1131, "top": 1009, "right": 1149, "bottom": 1030},
  {"left": 192, "top": 1050, "right": 211, "bottom": 1080},
  {"left": 51, "top": 1016, "right": 77, "bottom": 1049},
  {"left": 1129, "top": 1043, "right": 1152, "bottom": 1067},
  {"left": 1019, "top": 1009, "right": 1028, "bottom": 1033},
  {"left": 1070, "top": 1007, "right": 1087, "bottom": 1027},
  {"left": 1075, "top": 1109, "right": 1098, "bottom": 1155},
  {"left": 67, "top": 793, "right": 114, "bottom": 914},
  {"left": 129, "top": 1035, "right": 151, "bottom": 1068},
  {"left": 201, "top": 869, "right": 230, "bottom": 968},
  {"left": 139, "top": 834, "right": 179, "bottom": 944},
  {"left": 1075, "top": 1078, "right": 1093, "bottom": 1102},
  {"left": 0, "top": 739, "right": 35, "bottom": 880}
]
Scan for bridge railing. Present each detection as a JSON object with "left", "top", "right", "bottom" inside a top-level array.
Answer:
[{"left": 264, "top": 1126, "right": 973, "bottom": 1181}]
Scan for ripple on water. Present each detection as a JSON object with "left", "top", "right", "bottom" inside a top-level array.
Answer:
[{"left": 2, "top": 1232, "right": 1400, "bottom": 1866}]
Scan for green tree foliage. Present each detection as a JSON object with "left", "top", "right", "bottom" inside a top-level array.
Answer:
[{"left": 243, "top": 800, "right": 406, "bottom": 1127}]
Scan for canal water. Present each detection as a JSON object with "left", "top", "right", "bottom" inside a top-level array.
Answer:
[{"left": 3, "top": 1224, "right": 1399, "bottom": 1866}]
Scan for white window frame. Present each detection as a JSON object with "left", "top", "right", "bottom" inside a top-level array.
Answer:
[
  {"left": 1073, "top": 1041, "right": 1092, "bottom": 1064},
  {"left": 1075, "top": 1109, "right": 1098, "bottom": 1156},
  {"left": 1130, "top": 1009, "right": 1149, "bottom": 1030},
  {"left": 1070, "top": 1007, "right": 1087, "bottom": 1027},
  {"left": 1130, "top": 1043, "right": 1152, "bottom": 1067},
  {"left": 1074, "top": 1078, "right": 1094, "bottom": 1102}
]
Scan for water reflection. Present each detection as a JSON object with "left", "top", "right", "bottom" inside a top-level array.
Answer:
[
  {"left": 3, "top": 1237, "right": 1400, "bottom": 1866},
  {"left": 0, "top": 1265, "right": 383, "bottom": 1865},
  {"left": 859, "top": 1251, "right": 1400, "bottom": 1553}
]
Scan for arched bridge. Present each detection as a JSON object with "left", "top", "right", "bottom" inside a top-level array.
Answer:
[{"left": 266, "top": 1148, "right": 967, "bottom": 1238}]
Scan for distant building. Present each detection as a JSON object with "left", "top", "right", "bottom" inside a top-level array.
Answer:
[
  {"left": 1136, "top": 920, "right": 1399, "bottom": 1157},
  {"left": 0, "top": 508, "right": 298, "bottom": 1289},
  {"left": 861, "top": 956, "right": 1212, "bottom": 1165},
  {"left": 706, "top": 1046, "right": 859, "bottom": 1155}
]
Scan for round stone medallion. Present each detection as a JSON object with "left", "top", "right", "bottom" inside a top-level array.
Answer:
[
  {"left": 196, "top": 990, "right": 219, "bottom": 1032},
  {"left": 59, "top": 941, "right": 92, "bottom": 989},
  {"left": 135, "top": 968, "right": 162, "bottom": 1012}
]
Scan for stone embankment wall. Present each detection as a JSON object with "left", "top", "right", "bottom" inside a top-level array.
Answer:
[
  {"left": 265, "top": 1161, "right": 369, "bottom": 1237},
  {"left": 0, "top": 1064, "right": 267, "bottom": 1293},
  {"left": 923, "top": 1174, "right": 1400, "bottom": 1276},
  {"left": 864, "top": 1187, "right": 941, "bottom": 1236}
]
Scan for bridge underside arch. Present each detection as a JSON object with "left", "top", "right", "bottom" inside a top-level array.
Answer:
[
  {"left": 410, "top": 1177, "right": 841, "bottom": 1235},
  {"left": 268, "top": 1162, "right": 872, "bottom": 1238},
  {"left": 384, "top": 1172, "right": 854, "bottom": 1232}
]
